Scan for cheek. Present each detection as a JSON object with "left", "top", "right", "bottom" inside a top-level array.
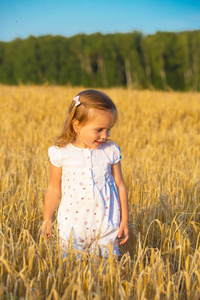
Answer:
[
  {"left": 89, "top": 133, "right": 99, "bottom": 141},
  {"left": 95, "top": 132, "right": 100, "bottom": 138}
]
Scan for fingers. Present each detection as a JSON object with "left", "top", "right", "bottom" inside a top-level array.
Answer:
[
  {"left": 40, "top": 219, "right": 52, "bottom": 240},
  {"left": 118, "top": 225, "right": 129, "bottom": 245},
  {"left": 118, "top": 227, "right": 124, "bottom": 239},
  {"left": 46, "top": 225, "right": 52, "bottom": 236},
  {"left": 119, "top": 233, "right": 129, "bottom": 245},
  {"left": 40, "top": 227, "right": 52, "bottom": 239},
  {"left": 46, "top": 233, "right": 52, "bottom": 239}
]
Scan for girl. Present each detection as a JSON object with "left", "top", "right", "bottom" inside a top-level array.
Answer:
[{"left": 42, "top": 89, "right": 129, "bottom": 256}]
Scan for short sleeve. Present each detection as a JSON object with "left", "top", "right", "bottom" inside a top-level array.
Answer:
[
  {"left": 48, "top": 146, "right": 62, "bottom": 168},
  {"left": 104, "top": 142, "right": 122, "bottom": 165},
  {"left": 112, "top": 143, "right": 122, "bottom": 164}
]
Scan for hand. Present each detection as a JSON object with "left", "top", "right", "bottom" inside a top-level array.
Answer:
[
  {"left": 40, "top": 218, "right": 52, "bottom": 239},
  {"left": 118, "top": 220, "right": 129, "bottom": 245}
]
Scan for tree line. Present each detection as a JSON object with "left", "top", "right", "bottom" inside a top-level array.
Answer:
[{"left": 0, "top": 30, "right": 199, "bottom": 90}]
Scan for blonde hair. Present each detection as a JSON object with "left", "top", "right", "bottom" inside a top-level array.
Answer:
[{"left": 55, "top": 89, "right": 118, "bottom": 147}]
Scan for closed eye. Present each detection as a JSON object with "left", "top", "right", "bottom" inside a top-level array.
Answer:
[
  {"left": 96, "top": 128, "right": 103, "bottom": 132},
  {"left": 96, "top": 128, "right": 111, "bottom": 133}
]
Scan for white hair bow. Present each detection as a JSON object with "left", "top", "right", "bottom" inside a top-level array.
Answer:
[{"left": 73, "top": 95, "right": 81, "bottom": 107}]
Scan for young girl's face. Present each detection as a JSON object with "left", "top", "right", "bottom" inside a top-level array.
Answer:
[{"left": 73, "top": 109, "right": 114, "bottom": 149}]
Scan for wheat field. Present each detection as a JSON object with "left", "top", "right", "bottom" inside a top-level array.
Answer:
[{"left": 0, "top": 85, "right": 200, "bottom": 299}]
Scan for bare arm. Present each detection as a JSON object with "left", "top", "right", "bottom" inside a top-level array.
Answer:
[
  {"left": 41, "top": 163, "right": 62, "bottom": 237},
  {"left": 112, "top": 161, "right": 129, "bottom": 245}
]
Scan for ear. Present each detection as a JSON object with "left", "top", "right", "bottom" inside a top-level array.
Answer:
[{"left": 72, "top": 119, "right": 80, "bottom": 133}]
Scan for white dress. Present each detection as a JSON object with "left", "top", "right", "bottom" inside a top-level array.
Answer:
[{"left": 48, "top": 142, "right": 121, "bottom": 255}]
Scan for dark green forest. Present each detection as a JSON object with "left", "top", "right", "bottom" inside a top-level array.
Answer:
[{"left": 0, "top": 30, "right": 200, "bottom": 90}]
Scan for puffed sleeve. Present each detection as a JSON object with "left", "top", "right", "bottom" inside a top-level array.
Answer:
[
  {"left": 48, "top": 146, "right": 62, "bottom": 168},
  {"left": 112, "top": 143, "right": 122, "bottom": 164},
  {"left": 106, "top": 142, "right": 121, "bottom": 164}
]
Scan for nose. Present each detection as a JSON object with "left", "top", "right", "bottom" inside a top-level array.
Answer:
[{"left": 101, "top": 130, "right": 109, "bottom": 140}]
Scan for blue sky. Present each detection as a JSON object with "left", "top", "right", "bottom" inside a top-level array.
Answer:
[{"left": 0, "top": 0, "right": 200, "bottom": 41}]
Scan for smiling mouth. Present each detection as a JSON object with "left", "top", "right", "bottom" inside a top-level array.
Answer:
[{"left": 95, "top": 141, "right": 103, "bottom": 144}]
